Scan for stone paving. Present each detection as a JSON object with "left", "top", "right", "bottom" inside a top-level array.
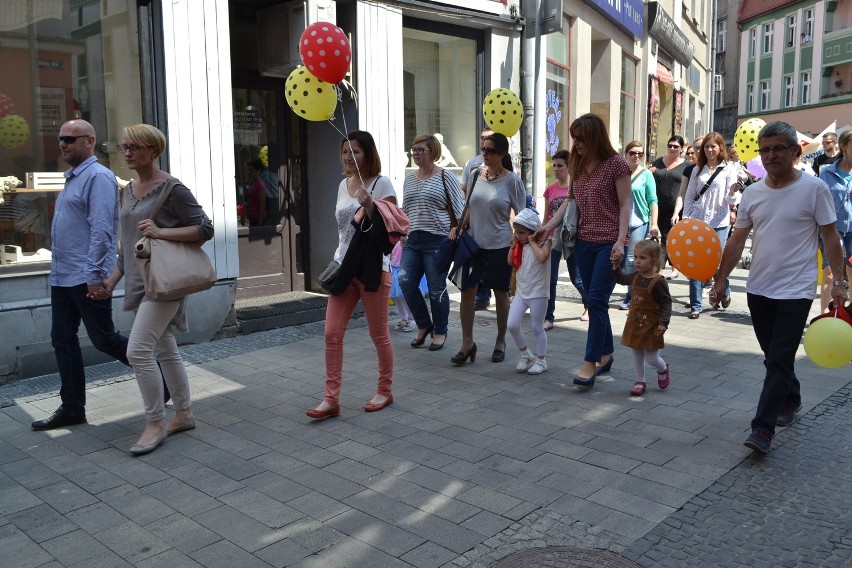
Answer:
[{"left": 0, "top": 268, "right": 849, "bottom": 568}]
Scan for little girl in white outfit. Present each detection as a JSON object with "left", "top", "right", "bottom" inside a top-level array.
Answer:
[{"left": 507, "top": 208, "right": 552, "bottom": 374}]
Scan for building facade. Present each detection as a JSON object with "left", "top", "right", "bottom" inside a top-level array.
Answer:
[
  {"left": 713, "top": 0, "right": 743, "bottom": 142},
  {"left": 737, "top": 0, "right": 852, "bottom": 134}
]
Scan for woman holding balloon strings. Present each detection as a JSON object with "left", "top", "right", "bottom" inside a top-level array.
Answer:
[
  {"left": 449, "top": 132, "right": 525, "bottom": 366},
  {"left": 307, "top": 130, "right": 399, "bottom": 420},
  {"left": 650, "top": 136, "right": 688, "bottom": 279},
  {"left": 535, "top": 114, "right": 632, "bottom": 387},
  {"left": 678, "top": 132, "right": 741, "bottom": 319},
  {"left": 399, "top": 134, "right": 465, "bottom": 351}
]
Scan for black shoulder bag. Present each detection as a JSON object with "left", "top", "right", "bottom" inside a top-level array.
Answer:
[{"left": 697, "top": 165, "right": 725, "bottom": 200}]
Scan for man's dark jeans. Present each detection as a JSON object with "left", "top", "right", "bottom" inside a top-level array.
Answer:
[
  {"left": 747, "top": 293, "right": 812, "bottom": 437},
  {"left": 51, "top": 284, "right": 129, "bottom": 416}
]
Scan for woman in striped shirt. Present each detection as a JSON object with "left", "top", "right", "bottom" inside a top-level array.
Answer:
[{"left": 400, "top": 135, "right": 466, "bottom": 351}]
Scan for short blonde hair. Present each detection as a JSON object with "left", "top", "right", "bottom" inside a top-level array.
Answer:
[
  {"left": 122, "top": 124, "right": 167, "bottom": 156},
  {"left": 411, "top": 134, "right": 441, "bottom": 162}
]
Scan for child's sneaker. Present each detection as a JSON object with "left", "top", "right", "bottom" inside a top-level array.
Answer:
[
  {"left": 399, "top": 319, "right": 416, "bottom": 332},
  {"left": 515, "top": 350, "right": 534, "bottom": 373},
  {"left": 527, "top": 358, "right": 548, "bottom": 375}
]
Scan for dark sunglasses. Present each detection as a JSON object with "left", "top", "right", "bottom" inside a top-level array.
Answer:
[
  {"left": 667, "top": 144, "right": 681, "bottom": 149},
  {"left": 58, "top": 135, "right": 88, "bottom": 144},
  {"left": 628, "top": 151, "right": 644, "bottom": 157},
  {"left": 480, "top": 147, "right": 498, "bottom": 155}
]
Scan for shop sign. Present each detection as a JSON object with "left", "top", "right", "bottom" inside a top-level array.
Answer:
[
  {"left": 648, "top": 2, "right": 694, "bottom": 67},
  {"left": 582, "top": 0, "right": 645, "bottom": 40}
]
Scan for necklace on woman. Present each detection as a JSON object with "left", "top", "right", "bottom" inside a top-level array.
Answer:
[{"left": 484, "top": 168, "right": 503, "bottom": 181}]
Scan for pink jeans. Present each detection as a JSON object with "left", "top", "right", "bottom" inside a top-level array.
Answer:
[{"left": 323, "top": 273, "right": 393, "bottom": 404}]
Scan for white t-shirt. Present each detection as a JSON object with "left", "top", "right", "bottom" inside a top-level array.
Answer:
[
  {"left": 735, "top": 174, "right": 836, "bottom": 299},
  {"left": 333, "top": 176, "right": 397, "bottom": 270}
]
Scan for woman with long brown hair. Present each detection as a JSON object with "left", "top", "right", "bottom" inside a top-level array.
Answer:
[{"left": 536, "top": 114, "right": 631, "bottom": 387}]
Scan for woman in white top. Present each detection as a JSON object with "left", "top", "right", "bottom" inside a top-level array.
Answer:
[
  {"left": 307, "top": 131, "right": 398, "bottom": 420},
  {"left": 678, "top": 132, "right": 741, "bottom": 318}
]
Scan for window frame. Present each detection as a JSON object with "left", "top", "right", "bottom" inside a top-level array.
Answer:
[
  {"left": 759, "top": 80, "right": 771, "bottom": 111},
  {"left": 801, "top": 71, "right": 812, "bottom": 104},
  {"left": 762, "top": 22, "right": 774, "bottom": 55},
  {"left": 748, "top": 28, "right": 757, "bottom": 59},
  {"left": 786, "top": 14, "right": 797, "bottom": 48},
  {"left": 746, "top": 83, "right": 755, "bottom": 113},
  {"left": 784, "top": 75, "right": 795, "bottom": 107},
  {"left": 803, "top": 8, "right": 814, "bottom": 41},
  {"left": 717, "top": 19, "right": 727, "bottom": 53}
]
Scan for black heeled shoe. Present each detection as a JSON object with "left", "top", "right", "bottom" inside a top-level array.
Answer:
[
  {"left": 451, "top": 343, "right": 477, "bottom": 366},
  {"left": 597, "top": 355, "right": 614, "bottom": 374},
  {"left": 573, "top": 367, "right": 599, "bottom": 388},
  {"left": 429, "top": 333, "right": 447, "bottom": 351},
  {"left": 411, "top": 324, "right": 434, "bottom": 348}
]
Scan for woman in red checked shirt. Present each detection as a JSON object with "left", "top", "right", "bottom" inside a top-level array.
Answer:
[{"left": 535, "top": 114, "right": 632, "bottom": 388}]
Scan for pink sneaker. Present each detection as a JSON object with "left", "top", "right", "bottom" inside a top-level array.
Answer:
[{"left": 657, "top": 362, "right": 670, "bottom": 390}]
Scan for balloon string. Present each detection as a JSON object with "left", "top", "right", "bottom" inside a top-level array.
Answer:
[{"left": 326, "top": 84, "right": 365, "bottom": 190}]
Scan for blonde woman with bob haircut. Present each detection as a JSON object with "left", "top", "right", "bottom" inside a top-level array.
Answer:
[
  {"left": 103, "top": 124, "right": 214, "bottom": 455},
  {"left": 400, "top": 134, "right": 465, "bottom": 351}
]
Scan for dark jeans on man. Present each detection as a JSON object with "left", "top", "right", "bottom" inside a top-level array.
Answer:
[
  {"left": 51, "top": 284, "right": 129, "bottom": 416},
  {"left": 747, "top": 293, "right": 812, "bottom": 437}
]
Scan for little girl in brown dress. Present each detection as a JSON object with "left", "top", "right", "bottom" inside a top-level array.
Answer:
[{"left": 612, "top": 238, "right": 672, "bottom": 396}]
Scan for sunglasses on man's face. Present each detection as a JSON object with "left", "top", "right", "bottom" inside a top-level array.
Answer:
[{"left": 58, "top": 135, "right": 88, "bottom": 145}]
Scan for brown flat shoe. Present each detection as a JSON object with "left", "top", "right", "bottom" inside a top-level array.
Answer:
[{"left": 306, "top": 405, "right": 340, "bottom": 420}]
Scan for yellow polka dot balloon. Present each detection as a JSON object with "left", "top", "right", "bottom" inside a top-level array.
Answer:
[
  {"left": 285, "top": 67, "right": 337, "bottom": 122},
  {"left": 666, "top": 219, "right": 722, "bottom": 281},
  {"left": 734, "top": 118, "right": 765, "bottom": 162},
  {"left": 0, "top": 115, "right": 29, "bottom": 149},
  {"left": 482, "top": 88, "right": 523, "bottom": 137}
]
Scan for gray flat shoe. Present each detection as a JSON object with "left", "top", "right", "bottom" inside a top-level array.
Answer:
[
  {"left": 129, "top": 428, "right": 167, "bottom": 456},
  {"left": 166, "top": 416, "right": 196, "bottom": 436}
]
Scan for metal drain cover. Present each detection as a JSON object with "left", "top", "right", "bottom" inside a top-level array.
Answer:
[{"left": 491, "top": 547, "right": 641, "bottom": 568}]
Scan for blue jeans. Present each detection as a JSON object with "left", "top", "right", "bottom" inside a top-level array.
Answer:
[
  {"left": 747, "top": 294, "right": 812, "bottom": 437},
  {"left": 546, "top": 249, "right": 588, "bottom": 322},
  {"left": 689, "top": 226, "right": 730, "bottom": 312},
  {"left": 621, "top": 223, "right": 649, "bottom": 304},
  {"left": 399, "top": 231, "right": 452, "bottom": 335},
  {"left": 574, "top": 239, "right": 616, "bottom": 362},
  {"left": 51, "top": 284, "right": 129, "bottom": 415}
]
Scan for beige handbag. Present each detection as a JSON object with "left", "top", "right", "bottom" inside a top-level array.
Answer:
[{"left": 134, "top": 180, "right": 216, "bottom": 301}]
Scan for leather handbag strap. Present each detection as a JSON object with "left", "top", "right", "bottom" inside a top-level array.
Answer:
[
  {"left": 697, "top": 165, "right": 725, "bottom": 199},
  {"left": 459, "top": 169, "right": 480, "bottom": 231},
  {"left": 440, "top": 170, "right": 458, "bottom": 228},
  {"left": 145, "top": 178, "right": 178, "bottom": 221}
]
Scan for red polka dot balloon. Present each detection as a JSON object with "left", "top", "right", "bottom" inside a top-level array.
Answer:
[
  {"left": 0, "top": 94, "right": 14, "bottom": 119},
  {"left": 299, "top": 22, "right": 351, "bottom": 85},
  {"left": 666, "top": 219, "right": 722, "bottom": 281}
]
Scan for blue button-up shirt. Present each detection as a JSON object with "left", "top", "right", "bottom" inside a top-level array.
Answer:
[
  {"left": 49, "top": 156, "right": 119, "bottom": 287},
  {"left": 819, "top": 162, "right": 852, "bottom": 234}
]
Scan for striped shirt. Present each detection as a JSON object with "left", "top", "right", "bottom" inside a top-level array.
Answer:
[{"left": 402, "top": 170, "right": 465, "bottom": 236}]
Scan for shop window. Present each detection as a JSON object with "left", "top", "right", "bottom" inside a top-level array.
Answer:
[
  {"left": 0, "top": 2, "right": 143, "bottom": 270},
  {"left": 402, "top": 23, "right": 481, "bottom": 177},
  {"left": 619, "top": 56, "right": 637, "bottom": 153}
]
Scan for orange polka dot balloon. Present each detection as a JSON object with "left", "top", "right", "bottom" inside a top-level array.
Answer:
[{"left": 666, "top": 220, "right": 722, "bottom": 281}]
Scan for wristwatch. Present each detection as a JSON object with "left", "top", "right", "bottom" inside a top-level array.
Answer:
[{"left": 832, "top": 279, "right": 849, "bottom": 289}]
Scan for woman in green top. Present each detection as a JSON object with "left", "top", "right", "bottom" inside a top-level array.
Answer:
[{"left": 619, "top": 141, "right": 659, "bottom": 309}]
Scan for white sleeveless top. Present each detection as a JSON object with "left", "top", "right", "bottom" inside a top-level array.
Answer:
[{"left": 515, "top": 243, "right": 550, "bottom": 299}]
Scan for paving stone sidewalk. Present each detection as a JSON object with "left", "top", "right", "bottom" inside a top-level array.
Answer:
[{"left": 0, "top": 270, "right": 849, "bottom": 567}]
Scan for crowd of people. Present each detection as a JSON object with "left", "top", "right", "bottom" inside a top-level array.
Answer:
[{"left": 29, "top": 117, "right": 849, "bottom": 458}]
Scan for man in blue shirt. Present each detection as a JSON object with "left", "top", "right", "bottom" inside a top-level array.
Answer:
[{"left": 31, "top": 120, "right": 130, "bottom": 430}]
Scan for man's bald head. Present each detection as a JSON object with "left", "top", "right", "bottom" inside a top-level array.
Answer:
[{"left": 58, "top": 120, "right": 96, "bottom": 167}]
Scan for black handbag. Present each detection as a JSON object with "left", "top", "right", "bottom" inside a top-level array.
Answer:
[{"left": 318, "top": 260, "right": 340, "bottom": 293}]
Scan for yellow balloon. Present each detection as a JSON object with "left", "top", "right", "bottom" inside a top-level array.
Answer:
[
  {"left": 482, "top": 88, "right": 523, "bottom": 137},
  {"left": 285, "top": 67, "right": 337, "bottom": 121},
  {"left": 0, "top": 114, "right": 29, "bottom": 149},
  {"left": 259, "top": 145, "right": 269, "bottom": 168},
  {"left": 803, "top": 317, "right": 852, "bottom": 368},
  {"left": 734, "top": 118, "right": 765, "bottom": 162}
]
